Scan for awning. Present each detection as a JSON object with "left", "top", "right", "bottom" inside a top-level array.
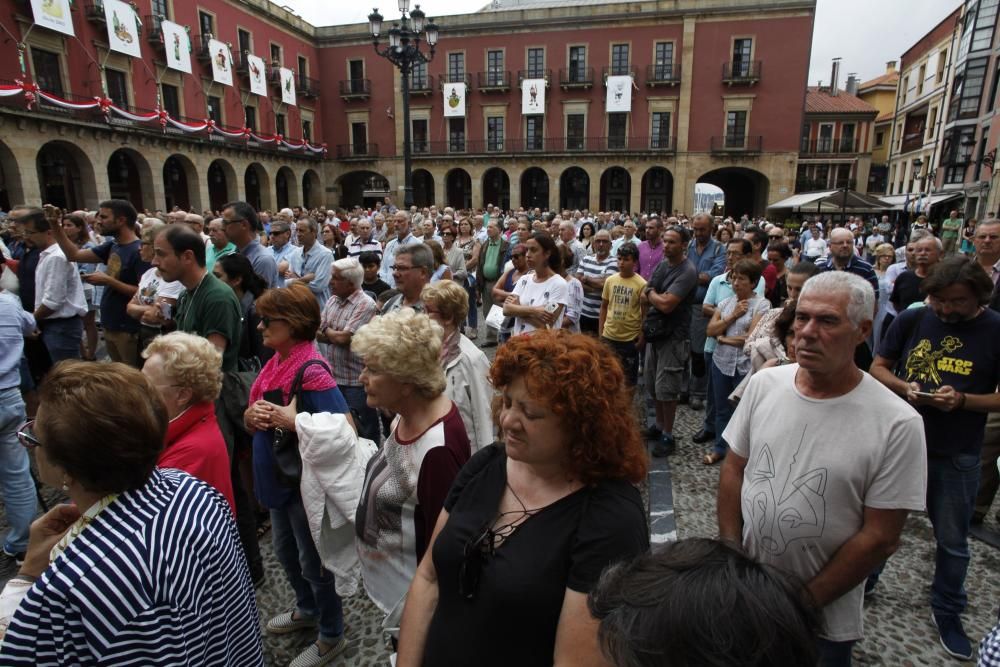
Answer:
[
  {"left": 889, "top": 191, "right": 963, "bottom": 211},
  {"left": 768, "top": 189, "right": 891, "bottom": 211}
]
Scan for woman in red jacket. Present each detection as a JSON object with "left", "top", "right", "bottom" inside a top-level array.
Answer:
[{"left": 141, "top": 331, "right": 235, "bottom": 511}]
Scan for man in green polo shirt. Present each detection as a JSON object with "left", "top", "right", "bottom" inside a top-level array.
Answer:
[
  {"left": 941, "top": 209, "right": 963, "bottom": 255},
  {"left": 476, "top": 220, "right": 510, "bottom": 347}
]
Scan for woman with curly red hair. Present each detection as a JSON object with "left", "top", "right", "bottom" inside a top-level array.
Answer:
[{"left": 395, "top": 329, "right": 649, "bottom": 667}]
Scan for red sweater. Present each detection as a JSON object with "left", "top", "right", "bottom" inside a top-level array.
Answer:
[{"left": 160, "top": 402, "right": 235, "bottom": 512}]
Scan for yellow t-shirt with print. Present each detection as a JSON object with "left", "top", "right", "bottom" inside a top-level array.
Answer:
[{"left": 601, "top": 273, "right": 647, "bottom": 342}]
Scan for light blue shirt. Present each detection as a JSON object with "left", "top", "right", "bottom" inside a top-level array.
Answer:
[
  {"left": 379, "top": 233, "right": 421, "bottom": 287},
  {"left": 292, "top": 243, "right": 333, "bottom": 305},
  {"left": 702, "top": 271, "right": 766, "bottom": 354},
  {"left": 268, "top": 242, "right": 302, "bottom": 288},
  {"left": 0, "top": 291, "right": 36, "bottom": 390},
  {"left": 240, "top": 239, "right": 279, "bottom": 289}
]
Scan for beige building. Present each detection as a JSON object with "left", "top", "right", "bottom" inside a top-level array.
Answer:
[{"left": 856, "top": 61, "right": 900, "bottom": 194}]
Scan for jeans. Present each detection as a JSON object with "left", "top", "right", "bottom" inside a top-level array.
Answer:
[
  {"left": 340, "top": 384, "right": 380, "bottom": 444},
  {"left": 602, "top": 337, "right": 639, "bottom": 387},
  {"left": 688, "top": 306, "right": 709, "bottom": 399},
  {"left": 40, "top": 316, "right": 82, "bottom": 364},
  {"left": 464, "top": 280, "right": 478, "bottom": 329},
  {"left": 703, "top": 351, "right": 716, "bottom": 433},
  {"left": 817, "top": 638, "right": 855, "bottom": 667},
  {"left": 927, "top": 453, "right": 980, "bottom": 617},
  {"left": 710, "top": 361, "right": 744, "bottom": 457},
  {"left": 0, "top": 387, "right": 37, "bottom": 553},
  {"left": 271, "top": 495, "right": 344, "bottom": 644}
]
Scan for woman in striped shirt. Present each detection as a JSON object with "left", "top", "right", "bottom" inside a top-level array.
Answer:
[{"left": 0, "top": 361, "right": 262, "bottom": 666}]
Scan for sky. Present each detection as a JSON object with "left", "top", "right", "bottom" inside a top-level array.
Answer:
[{"left": 282, "top": 0, "right": 961, "bottom": 88}]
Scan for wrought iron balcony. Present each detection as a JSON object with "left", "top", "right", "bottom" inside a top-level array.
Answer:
[
  {"left": 711, "top": 135, "right": 763, "bottom": 153},
  {"left": 517, "top": 69, "right": 552, "bottom": 86},
  {"left": 339, "top": 79, "right": 371, "bottom": 99},
  {"left": 336, "top": 143, "right": 378, "bottom": 159},
  {"left": 439, "top": 73, "right": 471, "bottom": 89},
  {"left": 722, "top": 60, "right": 762, "bottom": 85},
  {"left": 409, "top": 73, "right": 434, "bottom": 95},
  {"left": 404, "top": 135, "right": 676, "bottom": 156},
  {"left": 194, "top": 34, "right": 213, "bottom": 62},
  {"left": 646, "top": 63, "right": 680, "bottom": 86},
  {"left": 84, "top": 0, "right": 106, "bottom": 23},
  {"left": 800, "top": 137, "right": 861, "bottom": 154},
  {"left": 559, "top": 66, "right": 594, "bottom": 89},
  {"left": 145, "top": 15, "right": 164, "bottom": 44},
  {"left": 601, "top": 67, "right": 636, "bottom": 84},
  {"left": 299, "top": 76, "right": 320, "bottom": 99},
  {"left": 476, "top": 70, "right": 511, "bottom": 92}
]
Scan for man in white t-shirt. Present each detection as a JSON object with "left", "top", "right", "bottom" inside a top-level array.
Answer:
[{"left": 717, "top": 271, "right": 926, "bottom": 663}]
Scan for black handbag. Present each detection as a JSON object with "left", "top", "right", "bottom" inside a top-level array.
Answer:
[{"left": 271, "top": 359, "right": 332, "bottom": 488}]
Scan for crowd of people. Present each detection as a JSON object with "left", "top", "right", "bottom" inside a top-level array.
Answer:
[{"left": 0, "top": 196, "right": 999, "bottom": 666}]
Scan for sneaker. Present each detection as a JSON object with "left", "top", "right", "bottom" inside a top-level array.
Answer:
[
  {"left": 689, "top": 396, "right": 705, "bottom": 411},
  {"left": 642, "top": 425, "right": 663, "bottom": 440},
  {"left": 2, "top": 547, "right": 24, "bottom": 567},
  {"left": 266, "top": 610, "right": 318, "bottom": 635},
  {"left": 863, "top": 576, "right": 877, "bottom": 599},
  {"left": 691, "top": 429, "right": 715, "bottom": 444},
  {"left": 931, "top": 612, "right": 973, "bottom": 661},
  {"left": 651, "top": 435, "right": 676, "bottom": 458},
  {"left": 289, "top": 637, "right": 348, "bottom": 667}
]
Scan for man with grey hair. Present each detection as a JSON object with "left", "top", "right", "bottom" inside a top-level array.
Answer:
[
  {"left": 266, "top": 221, "right": 301, "bottom": 288},
  {"left": 890, "top": 234, "right": 942, "bottom": 313},
  {"left": 381, "top": 243, "right": 432, "bottom": 314},
  {"left": 718, "top": 271, "right": 927, "bottom": 663},
  {"left": 557, "top": 220, "right": 586, "bottom": 275},
  {"left": 319, "top": 257, "right": 379, "bottom": 442},
  {"left": 286, "top": 217, "right": 332, "bottom": 305},
  {"left": 577, "top": 229, "right": 617, "bottom": 334},
  {"left": 379, "top": 211, "right": 419, "bottom": 287}
]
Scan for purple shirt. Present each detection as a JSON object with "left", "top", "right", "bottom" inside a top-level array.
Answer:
[{"left": 637, "top": 240, "right": 665, "bottom": 281}]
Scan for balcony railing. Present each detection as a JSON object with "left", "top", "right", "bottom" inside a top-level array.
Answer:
[
  {"left": 406, "top": 136, "right": 676, "bottom": 155},
  {"left": 409, "top": 73, "right": 434, "bottom": 95},
  {"left": 900, "top": 132, "right": 926, "bottom": 154},
  {"left": 602, "top": 66, "right": 636, "bottom": 84},
  {"left": 193, "top": 34, "right": 213, "bottom": 62},
  {"left": 646, "top": 63, "right": 681, "bottom": 86},
  {"left": 476, "top": 70, "right": 511, "bottom": 92},
  {"left": 722, "top": 60, "right": 762, "bottom": 85},
  {"left": 145, "top": 15, "right": 164, "bottom": 44},
  {"left": 84, "top": 0, "right": 106, "bottom": 23},
  {"left": 235, "top": 53, "right": 251, "bottom": 76},
  {"left": 800, "top": 137, "right": 860, "bottom": 154},
  {"left": 299, "top": 75, "right": 320, "bottom": 99},
  {"left": 339, "top": 79, "right": 370, "bottom": 99},
  {"left": 439, "top": 73, "right": 470, "bottom": 90},
  {"left": 336, "top": 143, "right": 379, "bottom": 159},
  {"left": 517, "top": 69, "right": 552, "bottom": 87},
  {"left": 711, "top": 135, "right": 763, "bottom": 153},
  {"left": 559, "top": 66, "right": 594, "bottom": 88}
]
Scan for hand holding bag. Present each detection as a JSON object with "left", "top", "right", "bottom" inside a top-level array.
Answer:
[{"left": 272, "top": 359, "right": 332, "bottom": 488}]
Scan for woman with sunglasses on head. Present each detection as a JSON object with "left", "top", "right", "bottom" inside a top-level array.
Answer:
[
  {"left": 243, "top": 282, "right": 353, "bottom": 667},
  {"left": 395, "top": 330, "right": 648, "bottom": 667},
  {"left": 2, "top": 361, "right": 262, "bottom": 665}
]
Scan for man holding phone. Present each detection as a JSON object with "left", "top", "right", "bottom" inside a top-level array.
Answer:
[{"left": 871, "top": 255, "right": 1000, "bottom": 661}]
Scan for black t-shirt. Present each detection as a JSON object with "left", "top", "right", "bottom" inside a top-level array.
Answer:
[
  {"left": 890, "top": 270, "right": 923, "bottom": 312},
  {"left": 423, "top": 446, "right": 648, "bottom": 667},
  {"left": 91, "top": 239, "right": 150, "bottom": 333},
  {"left": 643, "top": 257, "right": 698, "bottom": 340},
  {"left": 362, "top": 278, "right": 392, "bottom": 299},
  {"left": 881, "top": 306, "right": 1000, "bottom": 457}
]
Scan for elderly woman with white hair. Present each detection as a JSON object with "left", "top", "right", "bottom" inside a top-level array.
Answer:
[
  {"left": 141, "top": 331, "right": 235, "bottom": 510},
  {"left": 352, "top": 308, "right": 471, "bottom": 621},
  {"left": 421, "top": 280, "right": 494, "bottom": 452}
]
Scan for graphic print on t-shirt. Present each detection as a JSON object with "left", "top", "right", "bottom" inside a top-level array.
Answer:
[
  {"left": 744, "top": 426, "right": 827, "bottom": 556},
  {"left": 903, "top": 336, "right": 966, "bottom": 386}
]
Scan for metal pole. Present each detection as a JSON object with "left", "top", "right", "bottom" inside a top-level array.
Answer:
[{"left": 401, "top": 61, "right": 414, "bottom": 208}]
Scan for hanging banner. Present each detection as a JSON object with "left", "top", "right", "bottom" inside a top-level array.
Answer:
[
  {"left": 521, "top": 78, "right": 545, "bottom": 115},
  {"left": 30, "top": 0, "right": 74, "bottom": 37},
  {"left": 160, "top": 20, "right": 191, "bottom": 74},
  {"left": 246, "top": 54, "right": 267, "bottom": 96},
  {"left": 105, "top": 0, "right": 142, "bottom": 58},
  {"left": 443, "top": 82, "right": 466, "bottom": 118},
  {"left": 279, "top": 67, "right": 296, "bottom": 106},
  {"left": 208, "top": 39, "right": 233, "bottom": 87},
  {"left": 605, "top": 75, "right": 632, "bottom": 112}
]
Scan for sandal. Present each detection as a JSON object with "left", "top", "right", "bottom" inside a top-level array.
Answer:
[{"left": 702, "top": 452, "right": 725, "bottom": 466}]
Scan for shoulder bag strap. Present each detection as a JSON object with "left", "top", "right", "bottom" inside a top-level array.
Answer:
[{"left": 288, "top": 359, "right": 332, "bottom": 406}]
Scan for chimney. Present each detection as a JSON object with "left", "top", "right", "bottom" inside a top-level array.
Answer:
[
  {"left": 846, "top": 73, "right": 859, "bottom": 96},
  {"left": 830, "top": 58, "right": 841, "bottom": 96},
  {"left": 886, "top": 60, "right": 897, "bottom": 73}
]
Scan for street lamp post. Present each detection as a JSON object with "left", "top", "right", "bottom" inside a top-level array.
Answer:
[{"left": 368, "top": 3, "right": 439, "bottom": 209}]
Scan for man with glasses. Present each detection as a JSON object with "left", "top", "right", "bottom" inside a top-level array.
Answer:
[
  {"left": 205, "top": 218, "right": 235, "bottom": 272},
  {"left": 381, "top": 244, "right": 434, "bottom": 315},
  {"left": 577, "top": 230, "right": 618, "bottom": 335},
  {"left": 222, "top": 200, "right": 278, "bottom": 289},
  {"left": 477, "top": 221, "right": 509, "bottom": 347},
  {"left": 266, "top": 221, "right": 301, "bottom": 288},
  {"left": 379, "top": 211, "right": 421, "bottom": 288},
  {"left": 0, "top": 280, "right": 39, "bottom": 565}
]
